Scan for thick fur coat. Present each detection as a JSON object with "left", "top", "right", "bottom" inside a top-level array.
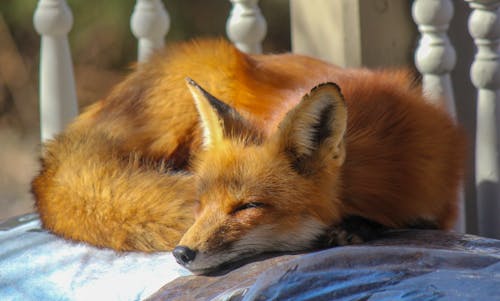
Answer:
[{"left": 32, "top": 39, "right": 465, "bottom": 273}]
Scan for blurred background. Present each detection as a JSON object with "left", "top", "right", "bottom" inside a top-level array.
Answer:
[{"left": 0, "top": 0, "right": 291, "bottom": 220}]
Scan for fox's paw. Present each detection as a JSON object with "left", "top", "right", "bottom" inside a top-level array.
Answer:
[
  {"left": 317, "top": 216, "right": 387, "bottom": 248},
  {"left": 322, "top": 226, "right": 365, "bottom": 247}
]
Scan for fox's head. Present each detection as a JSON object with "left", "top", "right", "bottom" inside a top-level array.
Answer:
[{"left": 173, "top": 79, "right": 347, "bottom": 274}]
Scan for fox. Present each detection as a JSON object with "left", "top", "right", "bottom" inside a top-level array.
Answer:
[{"left": 32, "top": 39, "right": 466, "bottom": 274}]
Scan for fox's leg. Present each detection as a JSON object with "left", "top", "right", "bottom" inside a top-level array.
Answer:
[
  {"left": 316, "top": 216, "right": 389, "bottom": 248},
  {"left": 32, "top": 130, "right": 197, "bottom": 252},
  {"left": 317, "top": 215, "right": 441, "bottom": 248}
]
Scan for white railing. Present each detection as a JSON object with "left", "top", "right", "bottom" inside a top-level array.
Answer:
[
  {"left": 33, "top": 0, "right": 78, "bottom": 142},
  {"left": 226, "top": 0, "right": 267, "bottom": 54},
  {"left": 33, "top": 0, "right": 500, "bottom": 238},
  {"left": 467, "top": 0, "right": 500, "bottom": 238},
  {"left": 412, "top": 0, "right": 466, "bottom": 233},
  {"left": 130, "top": 0, "right": 170, "bottom": 63},
  {"left": 413, "top": 0, "right": 457, "bottom": 115}
]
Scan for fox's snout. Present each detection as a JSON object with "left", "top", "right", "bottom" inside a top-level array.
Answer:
[{"left": 172, "top": 245, "right": 197, "bottom": 266}]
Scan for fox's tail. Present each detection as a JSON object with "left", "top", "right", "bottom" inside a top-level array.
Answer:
[{"left": 32, "top": 130, "right": 196, "bottom": 252}]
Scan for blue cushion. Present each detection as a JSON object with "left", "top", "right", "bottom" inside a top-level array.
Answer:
[{"left": 0, "top": 214, "right": 191, "bottom": 301}]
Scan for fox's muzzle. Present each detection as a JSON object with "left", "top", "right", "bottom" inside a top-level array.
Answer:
[{"left": 172, "top": 245, "right": 197, "bottom": 266}]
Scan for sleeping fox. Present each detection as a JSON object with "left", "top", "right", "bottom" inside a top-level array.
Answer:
[{"left": 32, "top": 39, "right": 465, "bottom": 274}]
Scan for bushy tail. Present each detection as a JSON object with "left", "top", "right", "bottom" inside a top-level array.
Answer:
[{"left": 32, "top": 130, "right": 196, "bottom": 252}]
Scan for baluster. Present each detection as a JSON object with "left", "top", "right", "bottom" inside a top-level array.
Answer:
[
  {"left": 412, "top": 0, "right": 457, "bottom": 115},
  {"left": 466, "top": 0, "right": 500, "bottom": 238},
  {"left": 226, "top": 0, "right": 267, "bottom": 54},
  {"left": 33, "top": 0, "right": 78, "bottom": 142},
  {"left": 131, "top": 0, "right": 170, "bottom": 62},
  {"left": 413, "top": 0, "right": 466, "bottom": 233}
]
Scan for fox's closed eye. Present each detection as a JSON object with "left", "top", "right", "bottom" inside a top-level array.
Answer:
[{"left": 233, "top": 202, "right": 266, "bottom": 213}]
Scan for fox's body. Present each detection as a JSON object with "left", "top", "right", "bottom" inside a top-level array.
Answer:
[{"left": 33, "top": 39, "right": 465, "bottom": 273}]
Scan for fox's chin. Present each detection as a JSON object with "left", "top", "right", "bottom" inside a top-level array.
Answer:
[
  {"left": 183, "top": 249, "right": 265, "bottom": 275},
  {"left": 185, "top": 249, "right": 293, "bottom": 275}
]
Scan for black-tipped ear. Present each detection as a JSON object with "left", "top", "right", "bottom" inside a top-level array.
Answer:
[
  {"left": 186, "top": 78, "right": 259, "bottom": 148},
  {"left": 275, "top": 82, "right": 347, "bottom": 174}
]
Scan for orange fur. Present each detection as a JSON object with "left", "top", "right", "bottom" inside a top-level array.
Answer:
[{"left": 32, "top": 39, "right": 465, "bottom": 269}]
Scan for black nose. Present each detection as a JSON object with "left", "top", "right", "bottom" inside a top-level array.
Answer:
[{"left": 173, "top": 245, "right": 197, "bottom": 265}]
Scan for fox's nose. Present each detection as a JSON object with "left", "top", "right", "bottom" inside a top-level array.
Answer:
[{"left": 173, "top": 245, "right": 197, "bottom": 265}]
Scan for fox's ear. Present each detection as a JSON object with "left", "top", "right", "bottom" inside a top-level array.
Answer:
[
  {"left": 276, "top": 82, "right": 347, "bottom": 174},
  {"left": 186, "top": 78, "right": 254, "bottom": 148}
]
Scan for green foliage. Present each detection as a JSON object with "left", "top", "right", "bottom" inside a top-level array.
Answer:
[
  {"left": 0, "top": 0, "right": 290, "bottom": 68},
  {"left": 1, "top": 0, "right": 38, "bottom": 26}
]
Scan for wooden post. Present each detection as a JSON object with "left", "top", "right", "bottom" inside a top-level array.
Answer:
[
  {"left": 290, "top": 0, "right": 416, "bottom": 68},
  {"left": 33, "top": 0, "right": 78, "bottom": 142},
  {"left": 466, "top": 0, "right": 500, "bottom": 238},
  {"left": 131, "top": 0, "right": 170, "bottom": 62},
  {"left": 226, "top": 0, "right": 267, "bottom": 54}
]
